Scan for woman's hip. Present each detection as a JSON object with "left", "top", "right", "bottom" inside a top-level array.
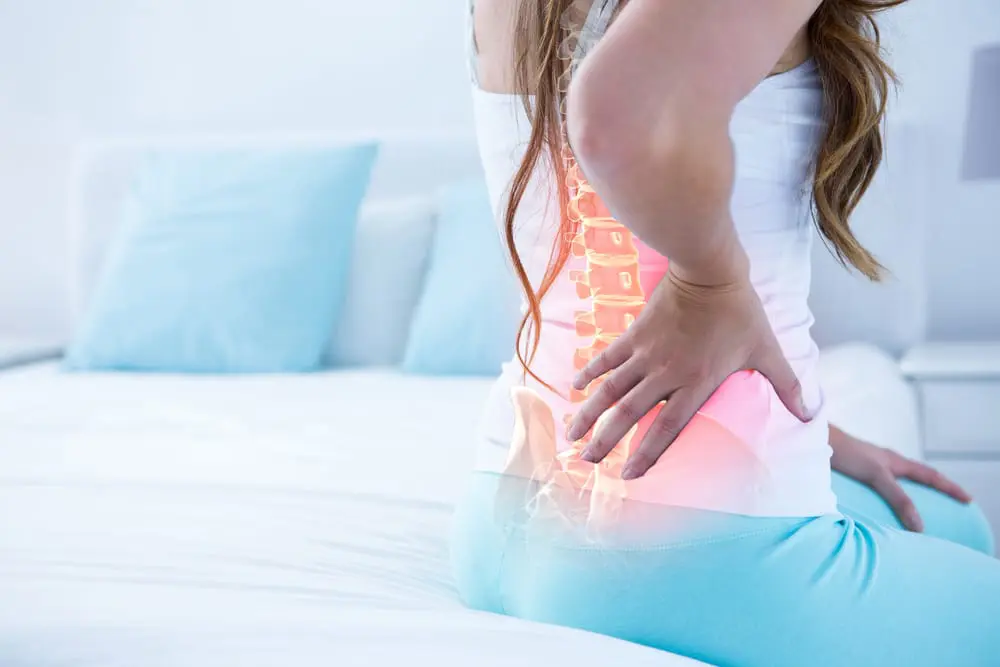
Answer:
[
  {"left": 450, "top": 470, "right": 1000, "bottom": 666},
  {"left": 449, "top": 470, "right": 812, "bottom": 613}
]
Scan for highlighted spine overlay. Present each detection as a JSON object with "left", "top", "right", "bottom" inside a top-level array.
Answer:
[
  {"left": 501, "top": 147, "right": 654, "bottom": 524},
  {"left": 565, "top": 152, "right": 648, "bottom": 462}
]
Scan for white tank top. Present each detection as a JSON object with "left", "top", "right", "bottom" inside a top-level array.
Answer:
[{"left": 467, "top": 0, "right": 838, "bottom": 518}]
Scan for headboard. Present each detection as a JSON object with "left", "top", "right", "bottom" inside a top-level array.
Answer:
[{"left": 67, "top": 122, "right": 930, "bottom": 356}]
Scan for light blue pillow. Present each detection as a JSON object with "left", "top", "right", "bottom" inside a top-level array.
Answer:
[
  {"left": 402, "top": 179, "right": 522, "bottom": 376},
  {"left": 66, "top": 143, "right": 378, "bottom": 373}
]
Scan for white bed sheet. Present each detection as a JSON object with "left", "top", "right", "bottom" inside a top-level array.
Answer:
[
  {"left": 0, "top": 346, "right": 917, "bottom": 666},
  {"left": 0, "top": 365, "right": 703, "bottom": 666}
]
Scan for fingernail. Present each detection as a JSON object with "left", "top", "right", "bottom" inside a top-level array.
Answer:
[
  {"left": 621, "top": 462, "right": 640, "bottom": 480},
  {"left": 580, "top": 448, "right": 597, "bottom": 463},
  {"left": 572, "top": 375, "right": 584, "bottom": 390},
  {"left": 909, "top": 514, "right": 924, "bottom": 533},
  {"left": 799, "top": 397, "right": 813, "bottom": 421},
  {"left": 566, "top": 424, "right": 580, "bottom": 441}
]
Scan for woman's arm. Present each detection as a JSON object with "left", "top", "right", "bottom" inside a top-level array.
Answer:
[
  {"left": 567, "top": 0, "right": 820, "bottom": 285},
  {"left": 829, "top": 425, "right": 972, "bottom": 532},
  {"left": 564, "top": 1, "right": 822, "bottom": 477}
]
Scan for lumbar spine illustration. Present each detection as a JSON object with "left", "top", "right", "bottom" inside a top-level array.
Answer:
[{"left": 501, "top": 146, "right": 648, "bottom": 531}]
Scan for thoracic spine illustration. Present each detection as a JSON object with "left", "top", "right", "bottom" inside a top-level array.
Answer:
[{"left": 563, "top": 149, "right": 648, "bottom": 475}]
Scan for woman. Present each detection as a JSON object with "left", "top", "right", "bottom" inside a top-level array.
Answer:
[{"left": 451, "top": 1, "right": 1000, "bottom": 665}]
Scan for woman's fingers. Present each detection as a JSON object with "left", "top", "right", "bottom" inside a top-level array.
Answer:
[
  {"left": 870, "top": 471, "right": 924, "bottom": 532},
  {"left": 580, "top": 378, "right": 670, "bottom": 464},
  {"left": 752, "top": 341, "right": 810, "bottom": 422},
  {"left": 895, "top": 456, "right": 973, "bottom": 504},
  {"left": 622, "top": 388, "right": 700, "bottom": 480},
  {"left": 572, "top": 337, "right": 632, "bottom": 391},
  {"left": 566, "top": 358, "right": 644, "bottom": 443}
]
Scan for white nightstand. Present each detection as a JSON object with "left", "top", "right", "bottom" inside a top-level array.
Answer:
[
  {"left": 901, "top": 343, "right": 1000, "bottom": 537},
  {"left": 0, "top": 337, "right": 62, "bottom": 371}
]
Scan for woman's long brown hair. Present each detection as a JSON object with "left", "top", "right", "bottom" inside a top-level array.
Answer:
[{"left": 503, "top": 0, "right": 906, "bottom": 380}]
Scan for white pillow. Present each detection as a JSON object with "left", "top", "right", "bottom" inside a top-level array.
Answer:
[{"left": 327, "top": 196, "right": 438, "bottom": 367}]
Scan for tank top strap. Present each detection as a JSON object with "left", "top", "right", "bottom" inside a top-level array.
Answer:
[
  {"left": 466, "top": 0, "right": 621, "bottom": 88},
  {"left": 466, "top": 0, "right": 480, "bottom": 86},
  {"left": 570, "top": 1, "right": 618, "bottom": 76}
]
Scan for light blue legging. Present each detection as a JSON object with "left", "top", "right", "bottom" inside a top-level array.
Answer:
[{"left": 450, "top": 470, "right": 1000, "bottom": 667}]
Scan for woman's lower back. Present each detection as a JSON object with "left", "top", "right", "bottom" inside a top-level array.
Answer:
[{"left": 475, "top": 133, "right": 838, "bottom": 523}]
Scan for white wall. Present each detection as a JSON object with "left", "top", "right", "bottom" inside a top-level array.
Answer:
[
  {"left": 1, "top": 0, "right": 998, "bottom": 343},
  {"left": 885, "top": 1, "right": 1000, "bottom": 340},
  {"left": 0, "top": 0, "right": 472, "bottom": 339}
]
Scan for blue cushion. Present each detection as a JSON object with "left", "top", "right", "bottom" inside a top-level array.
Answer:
[
  {"left": 65, "top": 143, "right": 378, "bottom": 373},
  {"left": 402, "top": 179, "right": 522, "bottom": 376}
]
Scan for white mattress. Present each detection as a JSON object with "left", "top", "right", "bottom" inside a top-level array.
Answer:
[{"left": 0, "top": 364, "right": 704, "bottom": 666}]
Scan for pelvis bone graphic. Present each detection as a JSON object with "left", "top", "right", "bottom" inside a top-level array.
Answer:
[
  {"left": 496, "top": 386, "right": 633, "bottom": 537},
  {"left": 491, "top": 150, "right": 645, "bottom": 535}
]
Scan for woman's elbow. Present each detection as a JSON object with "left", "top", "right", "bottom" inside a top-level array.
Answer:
[
  {"left": 565, "top": 72, "right": 689, "bottom": 183},
  {"left": 565, "top": 73, "right": 647, "bottom": 176}
]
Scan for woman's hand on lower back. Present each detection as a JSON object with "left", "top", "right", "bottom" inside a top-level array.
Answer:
[
  {"left": 566, "top": 261, "right": 812, "bottom": 481},
  {"left": 829, "top": 425, "right": 973, "bottom": 532}
]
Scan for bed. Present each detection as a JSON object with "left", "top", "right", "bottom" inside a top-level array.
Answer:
[
  {"left": 0, "top": 364, "right": 707, "bottom": 665},
  {"left": 0, "top": 133, "right": 927, "bottom": 666}
]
